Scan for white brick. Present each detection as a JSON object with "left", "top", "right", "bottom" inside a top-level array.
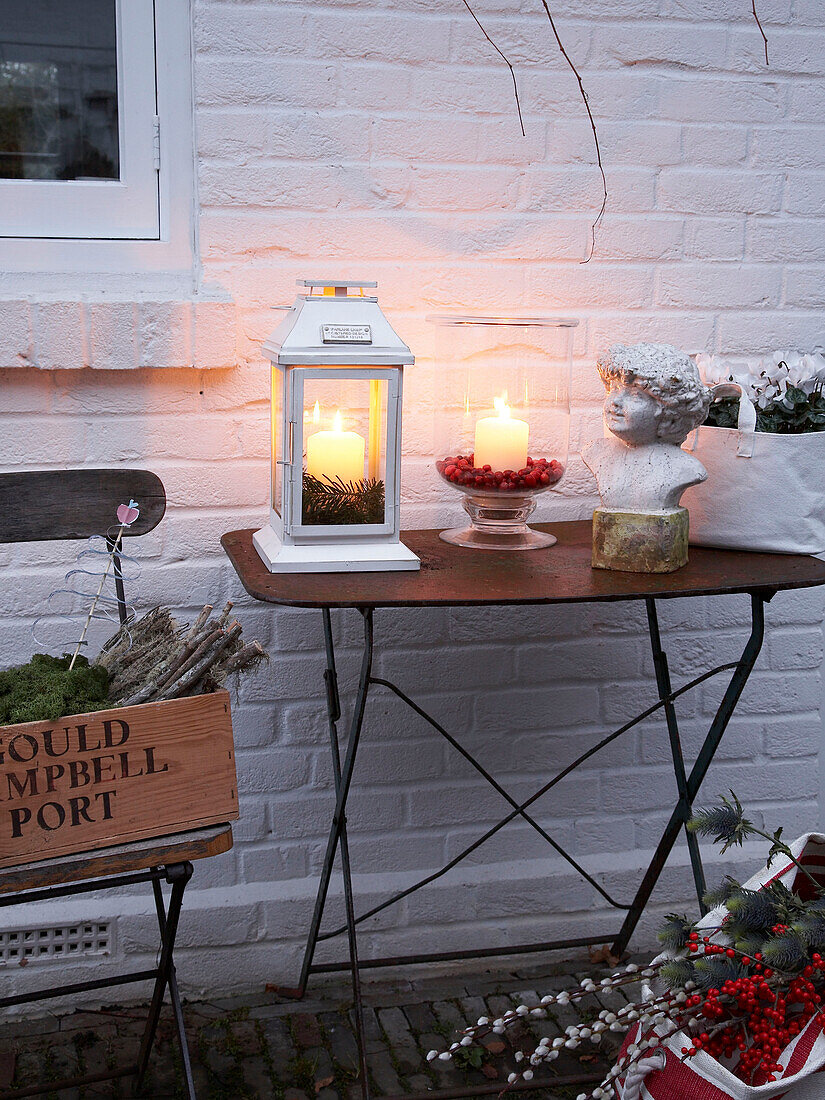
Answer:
[
  {"left": 785, "top": 173, "right": 825, "bottom": 216},
  {"left": 716, "top": 310, "right": 825, "bottom": 353},
  {"left": 729, "top": 26, "right": 825, "bottom": 76},
  {"left": 751, "top": 125, "right": 825, "bottom": 169},
  {"left": 683, "top": 217, "right": 746, "bottom": 261},
  {"left": 551, "top": 120, "right": 681, "bottom": 168},
  {"left": 236, "top": 747, "right": 311, "bottom": 793},
  {"left": 194, "top": 6, "right": 309, "bottom": 55},
  {"left": 0, "top": 300, "right": 32, "bottom": 367},
  {"left": 447, "top": 14, "right": 592, "bottom": 68},
  {"left": 784, "top": 266, "right": 825, "bottom": 308},
  {"left": 138, "top": 300, "right": 192, "bottom": 368},
  {"left": 658, "top": 168, "right": 784, "bottom": 215},
  {"left": 307, "top": 11, "right": 452, "bottom": 64},
  {"left": 656, "top": 264, "right": 782, "bottom": 309},
  {"left": 524, "top": 262, "right": 656, "bottom": 310},
  {"left": 681, "top": 125, "right": 748, "bottom": 167},
  {"left": 87, "top": 301, "right": 138, "bottom": 370},
  {"left": 593, "top": 22, "right": 729, "bottom": 70},
  {"left": 589, "top": 311, "right": 717, "bottom": 355},
  {"left": 656, "top": 75, "right": 786, "bottom": 123},
  {"left": 193, "top": 299, "right": 238, "bottom": 368},
  {"left": 32, "top": 300, "right": 87, "bottom": 370},
  {"left": 521, "top": 166, "right": 657, "bottom": 215},
  {"left": 196, "top": 58, "right": 337, "bottom": 108}
]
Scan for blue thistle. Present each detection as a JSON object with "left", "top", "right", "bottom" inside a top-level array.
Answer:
[
  {"left": 693, "top": 955, "right": 743, "bottom": 992},
  {"left": 761, "top": 932, "right": 806, "bottom": 973},
  {"left": 792, "top": 915, "right": 825, "bottom": 951},
  {"left": 703, "top": 876, "right": 743, "bottom": 910},
  {"left": 688, "top": 792, "right": 753, "bottom": 853},
  {"left": 733, "top": 931, "right": 768, "bottom": 958},
  {"left": 657, "top": 913, "right": 693, "bottom": 953},
  {"left": 659, "top": 958, "right": 694, "bottom": 991},
  {"left": 726, "top": 888, "right": 778, "bottom": 932}
]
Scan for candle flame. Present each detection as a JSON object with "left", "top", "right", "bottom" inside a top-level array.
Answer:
[
  {"left": 333, "top": 409, "right": 343, "bottom": 432},
  {"left": 493, "top": 392, "right": 511, "bottom": 420},
  {"left": 312, "top": 400, "right": 320, "bottom": 423}
]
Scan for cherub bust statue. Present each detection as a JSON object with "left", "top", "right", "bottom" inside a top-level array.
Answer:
[{"left": 582, "top": 343, "right": 711, "bottom": 573}]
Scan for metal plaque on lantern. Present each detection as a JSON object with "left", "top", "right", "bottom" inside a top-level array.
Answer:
[
  {"left": 253, "top": 279, "right": 420, "bottom": 573},
  {"left": 428, "top": 314, "right": 576, "bottom": 550}
]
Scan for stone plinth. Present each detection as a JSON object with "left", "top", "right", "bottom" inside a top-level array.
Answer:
[{"left": 592, "top": 507, "right": 689, "bottom": 573}]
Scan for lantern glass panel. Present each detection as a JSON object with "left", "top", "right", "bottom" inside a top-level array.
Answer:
[
  {"left": 270, "top": 365, "right": 284, "bottom": 518},
  {"left": 297, "top": 371, "right": 390, "bottom": 529}
]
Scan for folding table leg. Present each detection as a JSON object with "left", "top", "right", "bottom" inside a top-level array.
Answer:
[
  {"left": 611, "top": 592, "right": 768, "bottom": 957},
  {"left": 322, "top": 609, "right": 372, "bottom": 1100},
  {"left": 286, "top": 609, "right": 374, "bottom": 1099},
  {"left": 646, "top": 597, "right": 708, "bottom": 910},
  {"left": 134, "top": 861, "right": 194, "bottom": 1097}
]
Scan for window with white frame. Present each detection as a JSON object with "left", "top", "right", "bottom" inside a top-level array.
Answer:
[{"left": 0, "top": 0, "right": 184, "bottom": 245}]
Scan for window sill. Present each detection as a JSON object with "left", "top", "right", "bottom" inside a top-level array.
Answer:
[{"left": 0, "top": 293, "right": 238, "bottom": 371}]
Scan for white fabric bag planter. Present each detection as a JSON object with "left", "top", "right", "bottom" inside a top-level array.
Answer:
[
  {"left": 614, "top": 833, "right": 825, "bottom": 1099},
  {"left": 684, "top": 393, "right": 825, "bottom": 556}
]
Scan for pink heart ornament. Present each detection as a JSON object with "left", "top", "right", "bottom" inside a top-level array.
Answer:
[{"left": 117, "top": 503, "right": 140, "bottom": 526}]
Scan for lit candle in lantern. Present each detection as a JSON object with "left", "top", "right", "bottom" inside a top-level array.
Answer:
[
  {"left": 474, "top": 394, "right": 529, "bottom": 471},
  {"left": 307, "top": 409, "right": 365, "bottom": 484}
]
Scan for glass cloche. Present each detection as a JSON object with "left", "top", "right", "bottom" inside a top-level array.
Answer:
[{"left": 427, "top": 315, "right": 576, "bottom": 550}]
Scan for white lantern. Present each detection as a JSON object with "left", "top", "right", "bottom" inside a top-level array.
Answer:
[{"left": 253, "top": 279, "right": 420, "bottom": 573}]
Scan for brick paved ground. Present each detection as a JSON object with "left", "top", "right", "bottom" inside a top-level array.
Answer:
[{"left": 0, "top": 955, "right": 636, "bottom": 1099}]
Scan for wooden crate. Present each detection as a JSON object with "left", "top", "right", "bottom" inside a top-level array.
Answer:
[{"left": 0, "top": 691, "right": 238, "bottom": 869}]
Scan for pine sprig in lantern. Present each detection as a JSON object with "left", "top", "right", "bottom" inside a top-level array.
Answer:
[{"left": 301, "top": 474, "right": 385, "bottom": 526}]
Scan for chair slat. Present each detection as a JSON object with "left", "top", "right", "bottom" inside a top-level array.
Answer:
[{"left": 0, "top": 469, "right": 166, "bottom": 543}]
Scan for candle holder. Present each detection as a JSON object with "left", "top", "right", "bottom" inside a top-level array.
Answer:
[
  {"left": 253, "top": 279, "right": 419, "bottom": 573},
  {"left": 428, "top": 314, "right": 576, "bottom": 550}
]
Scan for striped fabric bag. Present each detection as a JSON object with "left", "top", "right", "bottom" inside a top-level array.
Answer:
[{"left": 613, "top": 834, "right": 825, "bottom": 1100}]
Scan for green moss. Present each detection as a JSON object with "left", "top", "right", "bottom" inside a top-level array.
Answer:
[{"left": 0, "top": 653, "right": 110, "bottom": 725}]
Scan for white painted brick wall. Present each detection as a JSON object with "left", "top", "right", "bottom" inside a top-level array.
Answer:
[{"left": 0, "top": 0, "right": 824, "bottom": 1006}]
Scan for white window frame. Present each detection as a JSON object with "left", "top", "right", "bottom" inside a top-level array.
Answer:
[
  {"left": 0, "top": 0, "right": 194, "bottom": 283},
  {"left": 0, "top": 0, "right": 159, "bottom": 240}
]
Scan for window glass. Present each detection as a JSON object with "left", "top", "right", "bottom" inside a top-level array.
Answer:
[{"left": 0, "top": 0, "right": 118, "bottom": 181}]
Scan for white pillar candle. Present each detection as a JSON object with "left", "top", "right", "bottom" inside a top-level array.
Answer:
[
  {"left": 474, "top": 396, "right": 529, "bottom": 471},
  {"left": 306, "top": 410, "right": 365, "bottom": 484}
]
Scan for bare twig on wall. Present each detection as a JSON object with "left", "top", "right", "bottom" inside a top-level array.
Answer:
[
  {"left": 460, "top": 0, "right": 525, "bottom": 136},
  {"left": 751, "top": 0, "right": 769, "bottom": 65},
  {"left": 539, "top": 0, "right": 607, "bottom": 262}
]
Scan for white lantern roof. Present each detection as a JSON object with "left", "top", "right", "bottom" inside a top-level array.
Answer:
[{"left": 263, "top": 279, "right": 414, "bottom": 367}]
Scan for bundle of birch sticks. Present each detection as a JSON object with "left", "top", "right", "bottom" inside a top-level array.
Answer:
[{"left": 95, "top": 602, "right": 266, "bottom": 707}]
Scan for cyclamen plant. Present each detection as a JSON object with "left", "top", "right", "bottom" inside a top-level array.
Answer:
[
  {"left": 697, "top": 351, "right": 825, "bottom": 433},
  {"left": 426, "top": 793, "right": 825, "bottom": 1098}
]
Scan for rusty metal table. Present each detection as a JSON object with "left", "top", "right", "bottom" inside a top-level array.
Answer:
[{"left": 222, "top": 522, "right": 825, "bottom": 1099}]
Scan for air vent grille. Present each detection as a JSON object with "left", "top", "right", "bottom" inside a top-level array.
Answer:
[{"left": 0, "top": 922, "right": 112, "bottom": 964}]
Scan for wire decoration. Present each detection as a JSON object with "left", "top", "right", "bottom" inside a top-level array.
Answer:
[{"left": 32, "top": 501, "right": 142, "bottom": 662}]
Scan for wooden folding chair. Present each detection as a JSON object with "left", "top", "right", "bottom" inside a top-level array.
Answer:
[{"left": 0, "top": 469, "right": 234, "bottom": 1099}]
